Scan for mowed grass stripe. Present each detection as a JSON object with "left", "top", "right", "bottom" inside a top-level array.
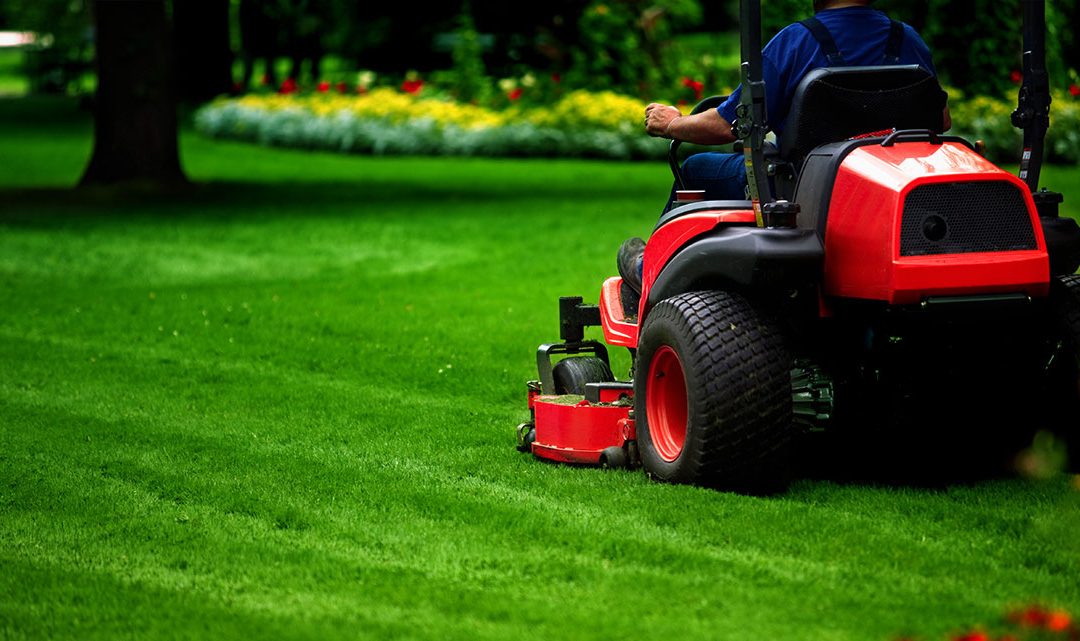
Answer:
[{"left": 3, "top": 335, "right": 1076, "bottom": 640}]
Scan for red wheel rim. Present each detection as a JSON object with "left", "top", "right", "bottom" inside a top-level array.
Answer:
[{"left": 646, "top": 345, "right": 688, "bottom": 462}]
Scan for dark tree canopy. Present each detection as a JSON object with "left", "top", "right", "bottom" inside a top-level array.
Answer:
[{"left": 174, "top": 0, "right": 233, "bottom": 103}]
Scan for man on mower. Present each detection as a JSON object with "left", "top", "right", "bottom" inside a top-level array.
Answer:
[{"left": 619, "top": 0, "right": 950, "bottom": 309}]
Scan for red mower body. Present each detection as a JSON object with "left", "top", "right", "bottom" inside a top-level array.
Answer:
[
  {"left": 520, "top": 137, "right": 1077, "bottom": 477},
  {"left": 527, "top": 384, "right": 635, "bottom": 465},
  {"left": 821, "top": 141, "right": 1049, "bottom": 304},
  {"left": 518, "top": 1, "right": 1080, "bottom": 489}
]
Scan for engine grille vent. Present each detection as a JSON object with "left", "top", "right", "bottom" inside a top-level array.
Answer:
[{"left": 900, "top": 181, "right": 1037, "bottom": 256}]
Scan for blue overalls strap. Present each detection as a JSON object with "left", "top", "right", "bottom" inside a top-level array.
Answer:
[
  {"left": 883, "top": 19, "right": 905, "bottom": 63},
  {"left": 800, "top": 17, "right": 844, "bottom": 65}
]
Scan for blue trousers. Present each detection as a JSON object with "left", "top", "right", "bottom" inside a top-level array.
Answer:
[{"left": 664, "top": 152, "right": 748, "bottom": 212}]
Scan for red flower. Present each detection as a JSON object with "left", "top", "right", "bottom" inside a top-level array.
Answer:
[
  {"left": 336, "top": 81, "right": 348, "bottom": 94},
  {"left": 1015, "top": 606, "right": 1046, "bottom": 626},
  {"left": 551, "top": 73, "right": 561, "bottom": 84},
  {"left": 681, "top": 76, "right": 705, "bottom": 100},
  {"left": 316, "top": 80, "right": 330, "bottom": 93},
  {"left": 951, "top": 631, "right": 989, "bottom": 641},
  {"left": 279, "top": 78, "right": 298, "bottom": 94},
  {"left": 1069, "top": 83, "right": 1080, "bottom": 97},
  {"left": 1010, "top": 606, "right": 1075, "bottom": 632},
  {"left": 357, "top": 86, "right": 369, "bottom": 95},
  {"left": 401, "top": 79, "right": 424, "bottom": 95},
  {"left": 1010, "top": 69, "right": 1023, "bottom": 83},
  {"left": 507, "top": 87, "right": 523, "bottom": 101},
  {"left": 1046, "top": 610, "right": 1073, "bottom": 632}
]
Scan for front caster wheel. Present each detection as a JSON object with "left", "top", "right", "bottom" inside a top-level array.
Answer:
[
  {"left": 599, "top": 446, "right": 628, "bottom": 469},
  {"left": 515, "top": 423, "right": 536, "bottom": 453},
  {"left": 552, "top": 356, "right": 614, "bottom": 395},
  {"left": 634, "top": 291, "right": 794, "bottom": 490}
]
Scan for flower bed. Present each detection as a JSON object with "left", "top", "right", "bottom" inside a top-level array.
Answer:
[
  {"left": 195, "top": 86, "right": 1080, "bottom": 164},
  {"left": 194, "top": 88, "right": 671, "bottom": 160}
]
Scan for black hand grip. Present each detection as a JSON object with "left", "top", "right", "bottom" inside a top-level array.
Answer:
[{"left": 880, "top": 129, "right": 942, "bottom": 147}]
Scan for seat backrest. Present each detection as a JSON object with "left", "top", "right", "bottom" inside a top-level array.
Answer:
[{"left": 779, "top": 65, "right": 947, "bottom": 164}]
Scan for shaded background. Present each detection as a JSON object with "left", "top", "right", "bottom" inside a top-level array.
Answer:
[{"left": 1, "top": 0, "right": 1079, "bottom": 187}]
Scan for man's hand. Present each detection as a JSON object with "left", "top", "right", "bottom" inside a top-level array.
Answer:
[
  {"left": 645, "top": 103, "right": 682, "bottom": 138},
  {"left": 644, "top": 103, "right": 737, "bottom": 145}
]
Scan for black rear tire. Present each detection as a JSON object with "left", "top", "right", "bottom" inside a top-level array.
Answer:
[
  {"left": 1048, "top": 274, "right": 1080, "bottom": 467},
  {"left": 634, "top": 291, "right": 794, "bottom": 490},
  {"left": 552, "top": 356, "right": 614, "bottom": 396}
]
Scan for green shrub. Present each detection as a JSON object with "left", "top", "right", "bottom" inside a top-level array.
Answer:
[
  {"left": 449, "top": 7, "right": 490, "bottom": 103},
  {"left": 949, "top": 92, "right": 1080, "bottom": 165},
  {"left": 566, "top": 0, "right": 703, "bottom": 98}
]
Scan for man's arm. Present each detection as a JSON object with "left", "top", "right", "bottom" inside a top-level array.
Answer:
[{"left": 645, "top": 103, "right": 737, "bottom": 145}]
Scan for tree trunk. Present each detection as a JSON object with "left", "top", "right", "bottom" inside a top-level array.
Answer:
[
  {"left": 174, "top": 0, "right": 233, "bottom": 103},
  {"left": 80, "top": 0, "right": 186, "bottom": 187}
]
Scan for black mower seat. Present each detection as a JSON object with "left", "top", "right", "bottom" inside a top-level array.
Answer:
[
  {"left": 655, "top": 200, "right": 754, "bottom": 230},
  {"left": 779, "top": 65, "right": 947, "bottom": 165}
]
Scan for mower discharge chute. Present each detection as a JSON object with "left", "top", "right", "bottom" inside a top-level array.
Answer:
[{"left": 517, "top": 0, "right": 1080, "bottom": 489}]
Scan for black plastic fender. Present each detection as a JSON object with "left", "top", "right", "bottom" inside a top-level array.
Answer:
[{"left": 646, "top": 226, "right": 824, "bottom": 307}]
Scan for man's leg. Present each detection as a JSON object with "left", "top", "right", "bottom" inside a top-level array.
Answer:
[
  {"left": 620, "top": 153, "right": 748, "bottom": 318},
  {"left": 616, "top": 237, "right": 645, "bottom": 318},
  {"left": 662, "top": 151, "right": 748, "bottom": 212}
]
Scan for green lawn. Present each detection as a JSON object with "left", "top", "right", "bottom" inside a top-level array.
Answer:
[
  {"left": 0, "top": 49, "right": 28, "bottom": 96},
  {"left": 1, "top": 97, "right": 1078, "bottom": 641}
]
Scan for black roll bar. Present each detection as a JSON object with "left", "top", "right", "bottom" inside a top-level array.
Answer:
[
  {"left": 736, "top": 0, "right": 774, "bottom": 226},
  {"left": 1012, "top": 0, "right": 1051, "bottom": 192}
]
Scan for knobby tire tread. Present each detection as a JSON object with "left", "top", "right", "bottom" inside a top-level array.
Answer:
[
  {"left": 1052, "top": 275, "right": 1080, "bottom": 459},
  {"left": 637, "top": 290, "right": 793, "bottom": 489}
]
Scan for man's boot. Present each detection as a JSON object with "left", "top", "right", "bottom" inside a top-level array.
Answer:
[{"left": 617, "top": 237, "right": 645, "bottom": 318}]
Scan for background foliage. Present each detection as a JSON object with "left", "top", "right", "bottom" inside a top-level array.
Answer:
[
  {"left": 3, "top": 0, "right": 1080, "bottom": 165},
  {"left": 2, "top": 0, "right": 1078, "bottom": 101}
]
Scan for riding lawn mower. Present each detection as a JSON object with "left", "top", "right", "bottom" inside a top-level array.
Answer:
[{"left": 516, "top": 0, "right": 1080, "bottom": 489}]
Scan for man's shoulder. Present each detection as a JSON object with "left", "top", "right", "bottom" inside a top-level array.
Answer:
[
  {"left": 766, "top": 20, "right": 822, "bottom": 53},
  {"left": 813, "top": 6, "right": 890, "bottom": 26}
]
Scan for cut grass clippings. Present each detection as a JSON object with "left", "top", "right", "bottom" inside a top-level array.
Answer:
[{"left": 1, "top": 97, "right": 1078, "bottom": 641}]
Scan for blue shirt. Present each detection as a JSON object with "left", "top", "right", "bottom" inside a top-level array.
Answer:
[{"left": 718, "top": 6, "right": 940, "bottom": 138}]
